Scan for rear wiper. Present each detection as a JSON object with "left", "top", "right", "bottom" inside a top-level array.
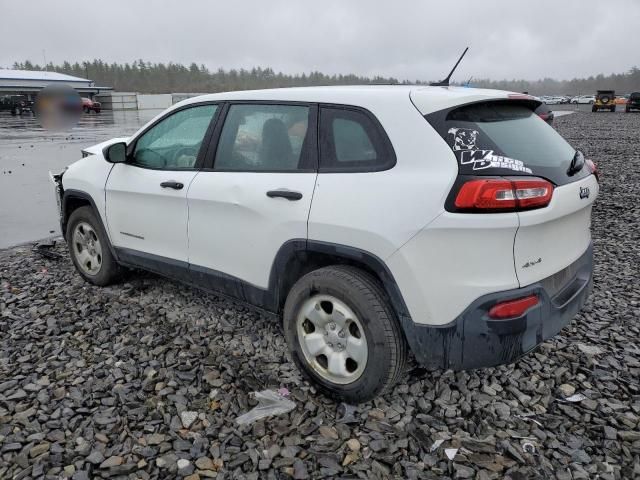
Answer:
[{"left": 567, "top": 150, "right": 585, "bottom": 176}]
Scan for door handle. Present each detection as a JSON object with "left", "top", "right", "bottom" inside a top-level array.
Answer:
[
  {"left": 160, "top": 180, "right": 184, "bottom": 190},
  {"left": 266, "top": 190, "right": 303, "bottom": 201}
]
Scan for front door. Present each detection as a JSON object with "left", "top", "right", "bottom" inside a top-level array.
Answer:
[
  {"left": 187, "top": 103, "right": 318, "bottom": 293},
  {"left": 105, "top": 103, "right": 219, "bottom": 264}
]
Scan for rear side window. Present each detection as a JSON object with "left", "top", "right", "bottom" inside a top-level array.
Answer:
[
  {"left": 214, "top": 104, "right": 313, "bottom": 172},
  {"left": 426, "top": 101, "right": 579, "bottom": 185},
  {"left": 319, "top": 107, "right": 395, "bottom": 172}
]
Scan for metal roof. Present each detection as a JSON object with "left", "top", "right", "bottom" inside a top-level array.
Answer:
[{"left": 0, "top": 69, "right": 90, "bottom": 82}]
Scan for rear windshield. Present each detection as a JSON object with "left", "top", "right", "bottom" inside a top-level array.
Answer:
[
  {"left": 631, "top": 93, "right": 640, "bottom": 100},
  {"left": 426, "top": 101, "right": 578, "bottom": 184}
]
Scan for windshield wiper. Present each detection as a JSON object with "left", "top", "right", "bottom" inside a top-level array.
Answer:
[{"left": 567, "top": 150, "right": 585, "bottom": 176}]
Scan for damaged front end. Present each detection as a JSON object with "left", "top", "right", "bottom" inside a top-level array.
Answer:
[{"left": 49, "top": 168, "right": 66, "bottom": 230}]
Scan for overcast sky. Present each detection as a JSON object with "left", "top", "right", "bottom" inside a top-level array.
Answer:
[{"left": 2, "top": 0, "right": 639, "bottom": 81}]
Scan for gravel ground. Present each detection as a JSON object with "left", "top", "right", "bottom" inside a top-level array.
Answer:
[{"left": 1, "top": 111, "right": 639, "bottom": 479}]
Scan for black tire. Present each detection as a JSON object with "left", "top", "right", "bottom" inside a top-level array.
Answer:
[
  {"left": 626, "top": 106, "right": 630, "bottom": 113},
  {"left": 66, "top": 206, "right": 121, "bottom": 286},
  {"left": 83, "top": 106, "right": 90, "bottom": 113},
  {"left": 611, "top": 106, "right": 616, "bottom": 112},
  {"left": 10, "top": 108, "right": 16, "bottom": 116},
  {"left": 591, "top": 106, "right": 597, "bottom": 112},
  {"left": 283, "top": 265, "right": 407, "bottom": 402}
]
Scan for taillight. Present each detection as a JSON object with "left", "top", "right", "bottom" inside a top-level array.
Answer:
[
  {"left": 585, "top": 159, "right": 599, "bottom": 181},
  {"left": 488, "top": 295, "right": 539, "bottom": 319},
  {"left": 454, "top": 178, "right": 553, "bottom": 212}
]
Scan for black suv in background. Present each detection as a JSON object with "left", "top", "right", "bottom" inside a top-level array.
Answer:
[
  {"left": 0, "top": 95, "right": 34, "bottom": 115},
  {"left": 626, "top": 92, "right": 640, "bottom": 112}
]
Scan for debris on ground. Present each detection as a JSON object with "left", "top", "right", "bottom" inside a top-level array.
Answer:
[
  {"left": 32, "top": 239, "right": 63, "bottom": 260},
  {"left": 235, "top": 390, "right": 296, "bottom": 425}
]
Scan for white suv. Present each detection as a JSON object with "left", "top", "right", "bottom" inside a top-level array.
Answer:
[{"left": 52, "top": 86, "right": 599, "bottom": 401}]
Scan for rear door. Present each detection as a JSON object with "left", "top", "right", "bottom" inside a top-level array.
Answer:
[
  {"left": 105, "top": 103, "right": 218, "bottom": 263},
  {"left": 187, "top": 102, "right": 317, "bottom": 291},
  {"left": 425, "top": 100, "right": 598, "bottom": 286}
]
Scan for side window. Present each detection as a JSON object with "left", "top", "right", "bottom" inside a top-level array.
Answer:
[
  {"left": 133, "top": 104, "right": 217, "bottom": 169},
  {"left": 214, "top": 104, "right": 312, "bottom": 171},
  {"left": 319, "top": 107, "right": 395, "bottom": 172}
]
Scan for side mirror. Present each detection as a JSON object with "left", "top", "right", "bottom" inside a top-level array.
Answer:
[{"left": 104, "top": 142, "right": 128, "bottom": 163}]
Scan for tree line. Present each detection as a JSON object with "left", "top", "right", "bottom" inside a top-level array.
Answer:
[{"left": 9, "top": 60, "right": 640, "bottom": 95}]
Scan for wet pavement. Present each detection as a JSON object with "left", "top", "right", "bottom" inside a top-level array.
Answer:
[{"left": 0, "top": 110, "right": 162, "bottom": 248}]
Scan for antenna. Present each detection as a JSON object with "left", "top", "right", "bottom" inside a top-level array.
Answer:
[{"left": 430, "top": 47, "right": 469, "bottom": 87}]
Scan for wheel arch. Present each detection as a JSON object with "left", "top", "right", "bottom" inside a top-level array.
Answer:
[
  {"left": 269, "top": 240, "right": 412, "bottom": 324},
  {"left": 61, "top": 189, "right": 118, "bottom": 260}
]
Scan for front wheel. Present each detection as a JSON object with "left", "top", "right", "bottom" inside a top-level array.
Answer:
[
  {"left": 591, "top": 106, "right": 597, "bottom": 112},
  {"left": 66, "top": 206, "right": 121, "bottom": 286},
  {"left": 283, "top": 266, "right": 407, "bottom": 402}
]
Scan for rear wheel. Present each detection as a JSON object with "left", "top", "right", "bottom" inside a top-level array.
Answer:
[
  {"left": 591, "top": 106, "right": 597, "bottom": 112},
  {"left": 66, "top": 206, "right": 121, "bottom": 286},
  {"left": 283, "top": 265, "right": 407, "bottom": 402}
]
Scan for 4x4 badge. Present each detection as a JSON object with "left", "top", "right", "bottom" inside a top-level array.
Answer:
[{"left": 579, "top": 186, "right": 590, "bottom": 199}]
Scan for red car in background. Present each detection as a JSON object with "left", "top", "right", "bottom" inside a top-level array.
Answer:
[{"left": 81, "top": 97, "right": 101, "bottom": 113}]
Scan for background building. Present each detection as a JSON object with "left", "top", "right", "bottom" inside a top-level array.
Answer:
[{"left": 0, "top": 69, "right": 111, "bottom": 100}]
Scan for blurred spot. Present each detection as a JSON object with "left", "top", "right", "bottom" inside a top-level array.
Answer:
[{"left": 35, "top": 85, "right": 81, "bottom": 131}]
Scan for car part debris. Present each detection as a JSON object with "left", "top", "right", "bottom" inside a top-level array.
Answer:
[
  {"left": 236, "top": 390, "right": 296, "bottom": 425},
  {"left": 33, "top": 240, "right": 62, "bottom": 260}
]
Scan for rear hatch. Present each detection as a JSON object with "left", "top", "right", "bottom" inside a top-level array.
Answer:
[{"left": 420, "top": 96, "right": 598, "bottom": 287}]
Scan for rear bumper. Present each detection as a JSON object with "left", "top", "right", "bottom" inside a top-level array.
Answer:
[{"left": 404, "top": 243, "right": 593, "bottom": 370}]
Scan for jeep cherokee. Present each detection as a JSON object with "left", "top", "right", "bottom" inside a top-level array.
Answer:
[{"left": 51, "top": 86, "right": 599, "bottom": 401}]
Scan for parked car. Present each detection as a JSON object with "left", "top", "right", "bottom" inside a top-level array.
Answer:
[
  {"left": 615, "top": 94, "right": 629, "bottom": 105},
  {"left": 81, "top": 97, "right": 101, "bottom": 113},
  {"left": 535, "top": 103, "right": 554, "bottom": 125},
  {"left": 543, "top": 96, "right": 563, "bottom": 105},
  {"left": 0, "top": 95, "right": 34, "bottom": 115},
  {"left": 626, "top": 92, "right": 640, "bottom": 112},
  {"left": 51, "top": 86, "right": 599, "bottom": 401},
  {"left": 571, "top": 95, "right": 596, "bottom": 104},
  {"left": 592, "top": 90, "right": 616, "bottom": 112}
]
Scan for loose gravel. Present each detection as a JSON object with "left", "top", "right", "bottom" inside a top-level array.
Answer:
[{"left": 1, "top": 111, "right": 639, "bottom": 479}]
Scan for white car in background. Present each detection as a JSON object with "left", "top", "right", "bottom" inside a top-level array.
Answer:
[
  {"left": 52, "top": 86, "right": 599, "bottom": 401},
  {"left": 571, "top": 95, "right": 596, "bottom": 104},
  {"left": 544, "top": 96, "right": 563, "bottom": 105}
]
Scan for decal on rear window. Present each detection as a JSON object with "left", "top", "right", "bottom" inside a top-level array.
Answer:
[{"left": 448, "top": 127, "right": 532, "bottom": 174}]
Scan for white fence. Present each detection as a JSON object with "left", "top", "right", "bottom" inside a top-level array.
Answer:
[
  {"left": 94, "top": 92, "right": 207, "bottom": 110},
  {"left": 95, "top": 92, "right": 138, "bottom": 110}
]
